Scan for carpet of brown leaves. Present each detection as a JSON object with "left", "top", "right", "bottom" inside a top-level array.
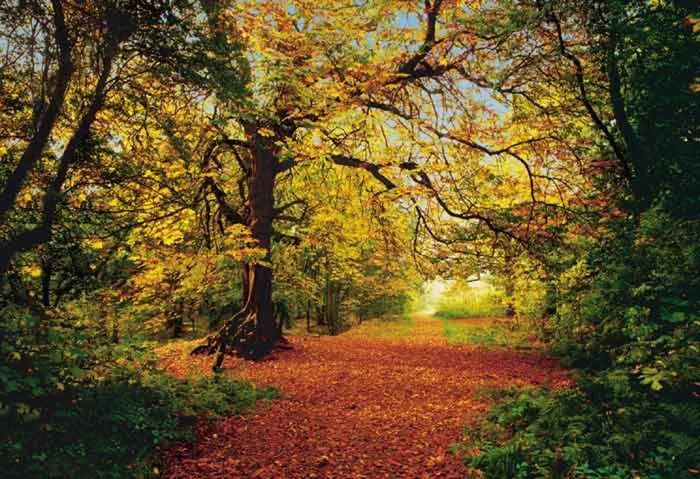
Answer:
[{"left": 159, "top": 315, "right": 570, "bottom": 478}]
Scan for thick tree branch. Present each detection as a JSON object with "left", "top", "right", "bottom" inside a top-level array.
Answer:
[
  {"left": 607, "top": 40, "right": 641, "bottom": 184},
  {"left": 203, "top": 177, "right": 246, "bottom": 225},
  {"left": 274, "top": 199, "right": 307, "bottom": 215},
  {"left": 329, "top": 155, "right": 397, "bottom": 190},
  {"left": 272, "top": 229, "right": 302, "bottom": 245},
  {"left": 411, "top": 171, "right": 531, "bottom": 250},
  {"left": 399, "top": 0, "right": 443, "bottom": 75},
  {"left": 276, "top": 157, "right": 296, "bottom": 173},
  {"left": 221, "top": 137, "right": 252, "bottom": 149}
]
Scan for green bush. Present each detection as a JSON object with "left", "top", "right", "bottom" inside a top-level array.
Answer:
[
  {"left": 441, "top": 318, "right": 534, "bottom": 349},
  {"left": 511, "top": 256, "right": 550, "bottom": 323},
  {"left": 0, "top": 305, "right": 278, "bottom": 479},
  {"left": 464, "top": 372, "right": 700, "bottom": 479},
  {"left": 552, "top": 210, "right": 700, "bottom": 390},
  {"left": 357, "top": 291, "right": 413, "bottom": 321},
  {"left": 462, "top": 212, "right": 700, "bottom": 479}
]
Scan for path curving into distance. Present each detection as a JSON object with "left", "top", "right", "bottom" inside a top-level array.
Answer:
[{"left": 160, "top": 314, "right": 570, "bottom": 478}]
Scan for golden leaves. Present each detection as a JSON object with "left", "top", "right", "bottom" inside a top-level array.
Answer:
[
  {"left": 161, "top": 228, "right": 183, "bottom": 246},
  {"left": 257, "top": 127, "right": 275, "bottom": 138},
  {"left": 21, "top": 265, "right": 42, "bottom": 278},
  {"left": 82, "top": 238, "right": 105, "bottom": 250},
  {"left": 222, "top": 224, "right": 267, "bottom": 262}
]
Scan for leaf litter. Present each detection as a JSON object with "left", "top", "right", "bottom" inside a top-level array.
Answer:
[{"left": 160, "top": 314, "right": 571, "bottom": 478}]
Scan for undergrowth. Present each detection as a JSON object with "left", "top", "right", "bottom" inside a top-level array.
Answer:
[
  {"left": 0, "top": 318, "right": 278, "bottom": 479},
  {"left": 461, "top": 374, "right": 700, "bottom": 479},
  {"left": 435, "top": 304, "right": 506, "bottom": 320},
  {"left": 365, "top": 313, "right": 416, "bottom": 338},
  {"left": 459, "top": 208, "right": 700, "bottom": 478}
]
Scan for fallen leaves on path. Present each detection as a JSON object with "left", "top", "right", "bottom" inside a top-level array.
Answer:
[{"left": 159, "top": 315, "right": 571, "bottom": 478}]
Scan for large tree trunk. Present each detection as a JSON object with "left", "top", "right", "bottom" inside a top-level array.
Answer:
[
  {"left": 193, "top": 134, "right": 282, "bottom": 368},
  {"left": 247, "top": 136, "right": 278, "bottom": 344}
]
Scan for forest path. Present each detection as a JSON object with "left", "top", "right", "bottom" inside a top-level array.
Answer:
[{"left": 161, "top": 314, "right": 570, "bottom": 478}]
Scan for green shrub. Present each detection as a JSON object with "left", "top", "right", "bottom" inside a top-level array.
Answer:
[
  {"left": 1, "top": 363, "right": 277, "bottom": 479},
  {"left": 463, "top": 211, "right": 700, "bottom": 478},
  {"left": 552, "top": 210, "right": 700, "bottom": 390},
  {"left": 463, "top": 372, "right": 700, "bottom": 479},
  {"left": 511, "top": 256, "right": 550, "bottom": 323},
  {"left": 357, "top": 292, "right": 414, "bottom": 321},
  {"left": 0, "top": 305, "right": 278, "bottom": 479}
]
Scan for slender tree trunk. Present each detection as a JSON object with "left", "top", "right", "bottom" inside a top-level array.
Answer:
[
  {"left": 328, "top": 282, "right": 338, "bottom": 334},
  {"left": 41, "top": 259, "right": 51, "bottom": 308},
  {"left": 317, "top": 304, "right": 326, "bottom": 326},
  {"left": 111, "top": 315, "right": 119, "bottom": 344},
  {"left": 503, "top": 252, "right": 515, "bottom": 318},
  {"left": 504, "top": 279, "right": 515, "bottom": 317},
  {"left": 0, "top": 34, "right": 121, "bottom": 275},
  {"left": 172, "top": 298, "right": 184, "bottom": 338},
  {"left": 0, "top": 0, "right": 73, "bottom": 223},
  {"left": 306, "top": 300, "right": 311, "bottom": 332}
]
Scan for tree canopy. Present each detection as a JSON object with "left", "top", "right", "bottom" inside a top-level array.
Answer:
[{"left": 1, "top": 0, "right": 698, "bottom": 477}]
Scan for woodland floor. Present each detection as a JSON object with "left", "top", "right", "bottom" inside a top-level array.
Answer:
[{"left": 159, "top": 314, "right": 571, "bottom": 478}]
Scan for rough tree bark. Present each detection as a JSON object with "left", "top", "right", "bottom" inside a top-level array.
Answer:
[{"left": 247, "top": 134, "right": 279, "bottom": 345}]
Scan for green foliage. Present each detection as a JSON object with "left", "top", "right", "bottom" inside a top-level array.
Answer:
[
  {"left": 357, "top": 291, "right": 414, "bottom": 322},
  {"left": 511, "top": 257, "right": 551, "bottom": 324},
  {"left": 477, "top": 209, "right": 700, "bottom": 479},
  {"left": 593, "top": 0, "right": 700, "bottom": 216},
  {"left": 2, "top": 372, "right": 275, "bottom": 479},
  {"left": 0, "top": 305, "right": 277, "bottom": 479},
  {"left": 464, "top": 373, "right": 700, "bottom": 479},
  {"left": 462, "top": 1, "right": 700, "bottom": 475},
  {"left": 553, "top": 210, "right": 700, "bottom": 390}
]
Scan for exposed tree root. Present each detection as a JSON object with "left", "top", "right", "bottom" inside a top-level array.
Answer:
[{"left": 191, "top": 310, "right": 287, "bottom": 371}]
